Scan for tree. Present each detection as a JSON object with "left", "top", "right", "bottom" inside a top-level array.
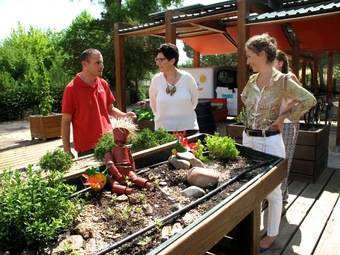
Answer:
[{"left": 0, "top": 26, "right": 69, "bottom": 120}]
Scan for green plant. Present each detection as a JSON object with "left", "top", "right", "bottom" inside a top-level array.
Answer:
[
  {"left": 154, "top": 219, "right": 163, "bottom": 231},
  {"left": 39, "top": 148, "right": 73, "bottom": 172},
  {"left": 194, "top": 139, "right": 208, "bottom": 162},
  {"left": 205, "top": 134, "right": 239, "bottom": 161},
  {"left": 137, "top": 236, "right": 152, "bottom": 246},
  {"left": 0, "top": 166, "right": 80, "bottom": 253},
  {"left": 131, "top": 128, "right": 176, "bottom": 152},
  {"left": 133, "top": 108, "right": 154, "bottom": 121},
  {"left": 94, "top": 132, "right": 116, "bottom": 160},
  {"left": 235, "top": 107, "right": 246, "bottom": 124}
]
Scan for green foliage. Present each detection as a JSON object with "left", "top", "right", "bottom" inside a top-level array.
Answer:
[
  {"left": 134, "top": 108, "right": 154, "bottom": 121},
  {"left": 39, "top": 149, "right": 73, "bottom": 172},
  {"left": 94, "top": 132, "right": 116, "bottom": 160},
  {"left": 58, "top": 11, "right": 110, "bottom": 77},
  {"left": 0, "top": 166, "right": 80, "bottom": 252},
  {"left": 0, "top": 26, "right": 68, "bottom": 120},
  {"left": 205, "top": 134, "right": 239, "bottom": 161},
  {"left": 235, "top": 107, "right": 246, "bottom": 124},
  {"left": 131, "top": 128, "right": 176, "bottom": 152},
  {"left": 194, "top": 139, "right": 208, "bottom": 162}
]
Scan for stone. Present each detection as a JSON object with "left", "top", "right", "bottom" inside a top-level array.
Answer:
[
  {"left": 159, "top": 181, "right": 167, "bottom": 186},
  {"left": 74, "top": 222, "right": 94, "bottom": 239},
  {"left": 171, "top": 222, "right": 183, "bottom": 235},
  {"left": 189, "top": 157, "right": 204, "bottom": 167},
  {"left": 176, "top": 151, "right": 195, "bottom": 160},
  {"left": 116, "top": 194, "right": 129, "bottom": 202},
  {"left": 181, "top": 186, "right": 206, "bottom": 198},
  {"left": 52, "top": 235, "right": 84, "bottom": 254},
  {"left": 187, "top": 167, "right": 219, "bottom": 188},
  {"left": 168, "top": 155, "right": 191, "bottom": 169},
  {"left": 143, "top": 204, "right": 154, "bottom": 215},
  {"left": 161, "top": 225, "right": 172, "bottom": 240}
]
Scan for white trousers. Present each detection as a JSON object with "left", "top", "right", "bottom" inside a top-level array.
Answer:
[{"left": 242, "top": 131, "right": 286, "bottom": 236}]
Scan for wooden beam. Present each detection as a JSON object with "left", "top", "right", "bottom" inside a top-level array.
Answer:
[
  {"left": 312, "top": 56, "right": 319, "bottom": 96},
  {"left": 114, "top": 23, "right": 126, "bottom": 111},
  {"left": 165, "top": 10, "right": 176, "bottom": 44},
  {"left": 177, "top": 30, "right": 215, "bottom": 38},
  {"left": 237, "top": 0, "right": 249, "bottom": 115},
  {"left": 326, "top": 51, "right": 334, "bottom": 100},
  {"left": 301, "top": 60, "right": 306, "bottom": 87},
  {"left": 337, "top": 95, "right": 340, "bottom": 151},
  {"left": 193, "top": 50, "right": 200, "bottom": 67},
  {"left": 189, "top": 21, "right": 226, "bottom": 34}
]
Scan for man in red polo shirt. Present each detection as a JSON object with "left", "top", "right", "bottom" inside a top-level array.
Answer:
[{"left": 62, "top": 48, "right": 135, "bottom": 158}]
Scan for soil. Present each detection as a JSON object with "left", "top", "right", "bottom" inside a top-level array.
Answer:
[{"left": 50, "top": 155, "right": 270, "bottom": 255}]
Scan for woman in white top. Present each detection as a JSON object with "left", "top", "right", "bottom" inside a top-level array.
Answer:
[{"left": 149, "top": 43, "right": 199, "bottom": 136}]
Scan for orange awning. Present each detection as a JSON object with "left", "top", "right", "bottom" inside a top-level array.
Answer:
[
  {"left": 182, "top": 14, "right": 340, "bottom": 55},
  {"left": 182, "top": 34, "right": 237, "bottom": 55}
]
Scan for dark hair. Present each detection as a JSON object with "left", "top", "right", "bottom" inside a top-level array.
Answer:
[
  {"left": 156, "top": 43, "right": 179, "bottom": 66},
  {"left": 80, "top": 48, "right": 101, "bottom": 62},
  {"left": 245, "top": 33, "right": 277, "bottom": 63},
  {"left": 276, "top": 50, "right": 289, "bottom": 74}
]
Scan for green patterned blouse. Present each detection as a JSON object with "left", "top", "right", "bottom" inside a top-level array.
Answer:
[{"left": 241, "top": 68, "right": 316, "bottom": 130}]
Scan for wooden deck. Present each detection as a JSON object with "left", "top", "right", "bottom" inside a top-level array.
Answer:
[
  {"left": 267, "top": 167, "right": 340, "bottom": 255},
  {"left": 206, "top": 168, "right": 340, "bottom": 255}
]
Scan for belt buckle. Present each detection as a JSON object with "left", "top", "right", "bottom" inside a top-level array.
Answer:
[{"left": 262, "top": 130, "right": 266, "bottom": 137}]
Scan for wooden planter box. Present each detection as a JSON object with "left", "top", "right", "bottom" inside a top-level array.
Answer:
[
  {"left": 66, "top": 134, "right": 286, "bottom": 254},
  {"left": 290, "top": 123, "right": 329, "bottom": 183},
  {"left": 225, "top": 122, "right": 330, "bottom": 183},
  {"left": 29, "top": 113, "right": 62, "bottom": 141},
  {"left": 225, "top": 122, "right": 244, "bottom": 144}
]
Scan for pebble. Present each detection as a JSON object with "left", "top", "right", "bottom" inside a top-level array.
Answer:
[
  {"left": 181, "top": 186, "right": 206, "bottom": 198},
  {"left": 168, "top": 155, "right": 191, "bottom": 169}
]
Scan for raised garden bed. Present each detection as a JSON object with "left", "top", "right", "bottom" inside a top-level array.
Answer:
[
  {"left": 226, "top": 122, "right": 330, "bottom": 183},
  {"left": 290, "top": 123, "right": 329, "bottom": 183},
  {"left": 57, "top": 134, "right": 285, "bottom": 255}
]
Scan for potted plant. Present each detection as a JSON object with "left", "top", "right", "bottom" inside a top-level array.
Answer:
[
  {"left": 225, "top": 108, "right": 245, "bottom": 144},
  {"left": 29, "top": 74, "right": 62, "bottom": 141}
]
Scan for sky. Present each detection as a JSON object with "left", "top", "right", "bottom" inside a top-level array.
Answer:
[{"left": 0, "top": 0, "right": 224, "bottom": 62}]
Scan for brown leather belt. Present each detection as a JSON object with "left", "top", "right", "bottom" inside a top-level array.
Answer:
[{"left": 245, "top": 128, "right": 280, "bottom": 137}]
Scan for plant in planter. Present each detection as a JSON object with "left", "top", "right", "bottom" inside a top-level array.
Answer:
[
  {"left": 0, "top": 166, "right": 80, "bottom": 254},
  {"left": 133, "top": 107, "right": 154, "bottom": 131},
  {"left": 39, "top": 148, "right": 73, "bottom": 172},
  {"left": 205, "top": 134, "right": 239, "bottom": 161},
  {"left": 225, "top": 108, "right": 246, "bottom": 144},
  {"left": 29, "top": 71, "right": 62, "bottom": 141},
  {"left": 131, "top": 128, "right": 176, "bottom": 152}
]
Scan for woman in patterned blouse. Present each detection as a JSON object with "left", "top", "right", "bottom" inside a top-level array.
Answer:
[{"left": 241, "top": 34, "right": 316, "bottom": 251}]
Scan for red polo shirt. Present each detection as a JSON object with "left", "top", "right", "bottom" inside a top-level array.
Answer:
[{"left": 62, "top": 74, "right": 115, "bottom": 152}]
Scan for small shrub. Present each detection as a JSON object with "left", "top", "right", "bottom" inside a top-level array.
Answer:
[
  {"left": 94, "top": 132, "right": 116, "bottom": 161},
  {"left": 39, "top": 148, "right": 73, "bottom": 172},
  {"left": 0, "top": 166, "right": 80, "bottom": 253},
  {"left": 131, "top": 128, "right": 176, "bottom": 152},
  {"left": 133, "top": 108, "right": 154, "bottom": 121},
  {"left": 205, "top": 134, "right": 239, "bottom": 161},
  {"left": 194, "top": 139, "right": 208, "bottom": 162}
]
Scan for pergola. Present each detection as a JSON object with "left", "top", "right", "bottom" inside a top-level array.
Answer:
[{"left": 113, "top": 0, "right": 340, "bottom": 147}]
